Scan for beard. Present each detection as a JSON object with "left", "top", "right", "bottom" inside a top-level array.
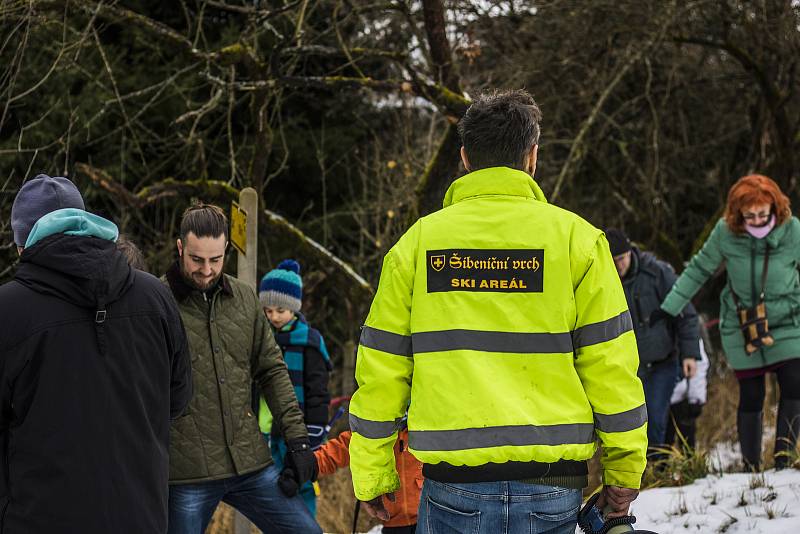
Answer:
[{"left": 179, "top": 255, "right": 224, "bottom": 291}]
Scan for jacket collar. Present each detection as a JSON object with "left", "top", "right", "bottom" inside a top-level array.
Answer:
[
  {"left": 442, "top": 167, "right": 548, "bottom": 208},
  {"left": 165, "top": 260, "right": 233, "bottom": 302},
  {"left": 765, "top": 219, "right": 790, "bottom": 249}
]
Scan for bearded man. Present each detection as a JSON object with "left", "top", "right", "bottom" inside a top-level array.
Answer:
[{"left": 163, "top": 203, "right": 321, "bottom": 534}]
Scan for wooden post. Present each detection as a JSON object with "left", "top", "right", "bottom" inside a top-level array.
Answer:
[
  {"left": 236, "top": 187, "right": 259, "bottom": 288},
  {"left": 235, "top": 187, "right": 258, "bottom": 534}
]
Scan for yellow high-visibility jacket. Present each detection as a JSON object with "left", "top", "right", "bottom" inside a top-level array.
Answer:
[{"left": 349, "top": 167, "right": 647, "bottom": 501}]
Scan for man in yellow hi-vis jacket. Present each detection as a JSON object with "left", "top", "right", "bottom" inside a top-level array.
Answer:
[{"left": 349, "top": 89, "right": 647, "bottom": 533}]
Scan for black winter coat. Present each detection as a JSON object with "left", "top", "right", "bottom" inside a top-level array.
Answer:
[
  {"left": 621, "top": 248, "right": 700, "bottom": 366},
  {"left": 0, "top": 234, "right": 192, "bottom": 534}
]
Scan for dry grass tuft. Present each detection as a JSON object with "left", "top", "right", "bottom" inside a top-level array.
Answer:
[
  {"left": 643, "top": 441, "right": 711, "bottom": 488},
  {"left": 695, "top": 368, "right": 741, "bottom": 449},
  {"left": 664, "top": 490, "right": 689, "bottom": 517},
  {"left": 774, "top": 436, "right": 800, "bottom": 469}
]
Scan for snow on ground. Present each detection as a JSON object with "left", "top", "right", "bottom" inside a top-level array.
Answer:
[
  {"left": 629, "top": 469, "right": 800, "bottom": 533},
  {"left": 708, "top": 441, "right": 742, "bottom": 472}
]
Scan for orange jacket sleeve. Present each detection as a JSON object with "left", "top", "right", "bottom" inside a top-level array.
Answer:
[{"left": 314, "top": 430, "right": 352, "bottom": 477}]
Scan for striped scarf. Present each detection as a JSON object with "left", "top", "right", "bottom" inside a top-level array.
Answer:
[{"left": 274, "top": 314, "right": 332, "bottom": 408}]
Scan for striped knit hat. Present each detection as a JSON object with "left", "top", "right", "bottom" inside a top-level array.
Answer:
[{"left": 259, "top": 259, "right": 302, "bottom": 312}]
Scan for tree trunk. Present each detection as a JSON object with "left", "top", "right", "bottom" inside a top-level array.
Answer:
[
  {"left": 415, "top": 124, "right": 462, "bottom": 215},
  {"left": 416, "top": 0, "right": 466, "bottom": 216}
]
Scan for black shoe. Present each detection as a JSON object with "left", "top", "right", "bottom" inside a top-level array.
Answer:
[
  {"left": 774, "top": 399, "right": 800, "bottom": 470},
  {"left": 737, "top": 410, "right": 763, "bottom": 471}
]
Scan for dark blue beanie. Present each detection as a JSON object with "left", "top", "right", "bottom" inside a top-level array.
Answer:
[
  {"left": 11, "top": 174, "right": 85, "bottom": 246},
  {"left": 259, "top": 259, "right": 303, "bottom": 312}
]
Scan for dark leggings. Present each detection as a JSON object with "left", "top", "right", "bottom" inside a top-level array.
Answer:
[{"left": 738, "top": 358, "right": 800, "bottom": 412}]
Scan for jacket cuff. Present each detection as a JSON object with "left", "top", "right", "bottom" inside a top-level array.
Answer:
[
  {"left": 660, "top": 301, "right": 681, "bottom": 317},
  {"left": 282, "top": 422, "right": 308, "bottom": 442},
  {"left": 352, "top": 470, "right": 401, "bottom": 502},
  {"left": 602, "top": 469, "right": 642, "bottom": 490}
]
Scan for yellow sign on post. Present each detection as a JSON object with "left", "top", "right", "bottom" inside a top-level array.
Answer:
[{"left": 230, "top": 201, "right": 247, "bottom": 255}]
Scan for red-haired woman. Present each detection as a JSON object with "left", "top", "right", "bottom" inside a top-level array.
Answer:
[{"left": 660, "top": 174, "right": 800, "bottom": 470}]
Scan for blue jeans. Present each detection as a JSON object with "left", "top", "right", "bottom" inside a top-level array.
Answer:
[
  {"left": 167, "top": 465, "right": 321, "bottom": 534},
  {"left": 639, "top": 357, "right": 679, "bottom": 447},
  {"left": 416, "top": 479, "right": 581, "bottom": 534}
]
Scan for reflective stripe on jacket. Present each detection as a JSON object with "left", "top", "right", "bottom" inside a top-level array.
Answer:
[{"left": 349, "top": 167, "right": 648, "bottom": 501}]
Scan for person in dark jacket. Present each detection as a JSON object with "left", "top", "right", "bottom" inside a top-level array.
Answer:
[
  {"left": 257, "top": 259, "right": 332, "bottom": 515},
  {"left": 164, "top": 203, "right": 321, "bottom": 534},
  {"left": 606, "top": 228, "right": 700, "bottom": 452},
  {"left": 0, "top": 174, "right": 192, "bottom": 534}
]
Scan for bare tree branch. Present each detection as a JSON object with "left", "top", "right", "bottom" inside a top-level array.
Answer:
[{"left": 75, "top": 163, "right": 373, "bottom": 294}]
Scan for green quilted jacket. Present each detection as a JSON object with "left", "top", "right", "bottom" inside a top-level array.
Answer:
[
  {"left": 661, "top": 217, "right": 800, "bottom": 370},
  {"left": 164, "top": 263, "right": 307, "bottom": 483}
]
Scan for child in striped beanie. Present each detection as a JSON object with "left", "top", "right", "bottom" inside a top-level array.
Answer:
[
  {"left": 257, "top": 259, "right": 332, "bottom": 516},
  {"left": 259, "top": 259, "right": 304, "bottom": 328}
]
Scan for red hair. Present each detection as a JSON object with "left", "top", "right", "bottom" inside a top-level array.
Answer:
[{"left": 724, "top": 174, "right": 791, "bottom": 233}]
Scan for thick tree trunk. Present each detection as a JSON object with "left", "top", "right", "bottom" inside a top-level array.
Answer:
[
  {"left": 415, "top": 124, "right": 462, "bottom": 215},
  {"left": 416, "top": 0, "right": 466, "bottom": 216},
  {"left": 421, "top": 0, "right": 460, "bottom": 91}
]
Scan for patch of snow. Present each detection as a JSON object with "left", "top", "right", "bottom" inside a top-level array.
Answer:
[
  {"left": 629, "top": 469, "right": 800, "bottom": 533},
  {"left": 708, "top": 441, "right": 742, "bottom": 472}
]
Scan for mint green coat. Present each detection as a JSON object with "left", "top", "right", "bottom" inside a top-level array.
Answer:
[{"left": 661, "top": 217, "right": 800, "bottom": 370}]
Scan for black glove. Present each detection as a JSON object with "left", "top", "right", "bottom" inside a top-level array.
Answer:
[
  {"left": 648, "top": 308, "right": 672, "bottom": 326},
  {"left": 281, "top": 438, "right": 318, "bottom": 488},
  {"left": 278, "top": 467, "right": 299, "bottom": 497}
]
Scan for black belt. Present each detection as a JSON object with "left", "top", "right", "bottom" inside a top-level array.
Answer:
[{"left": 423, "top": 459, "right": 587, "bottom": 485}]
